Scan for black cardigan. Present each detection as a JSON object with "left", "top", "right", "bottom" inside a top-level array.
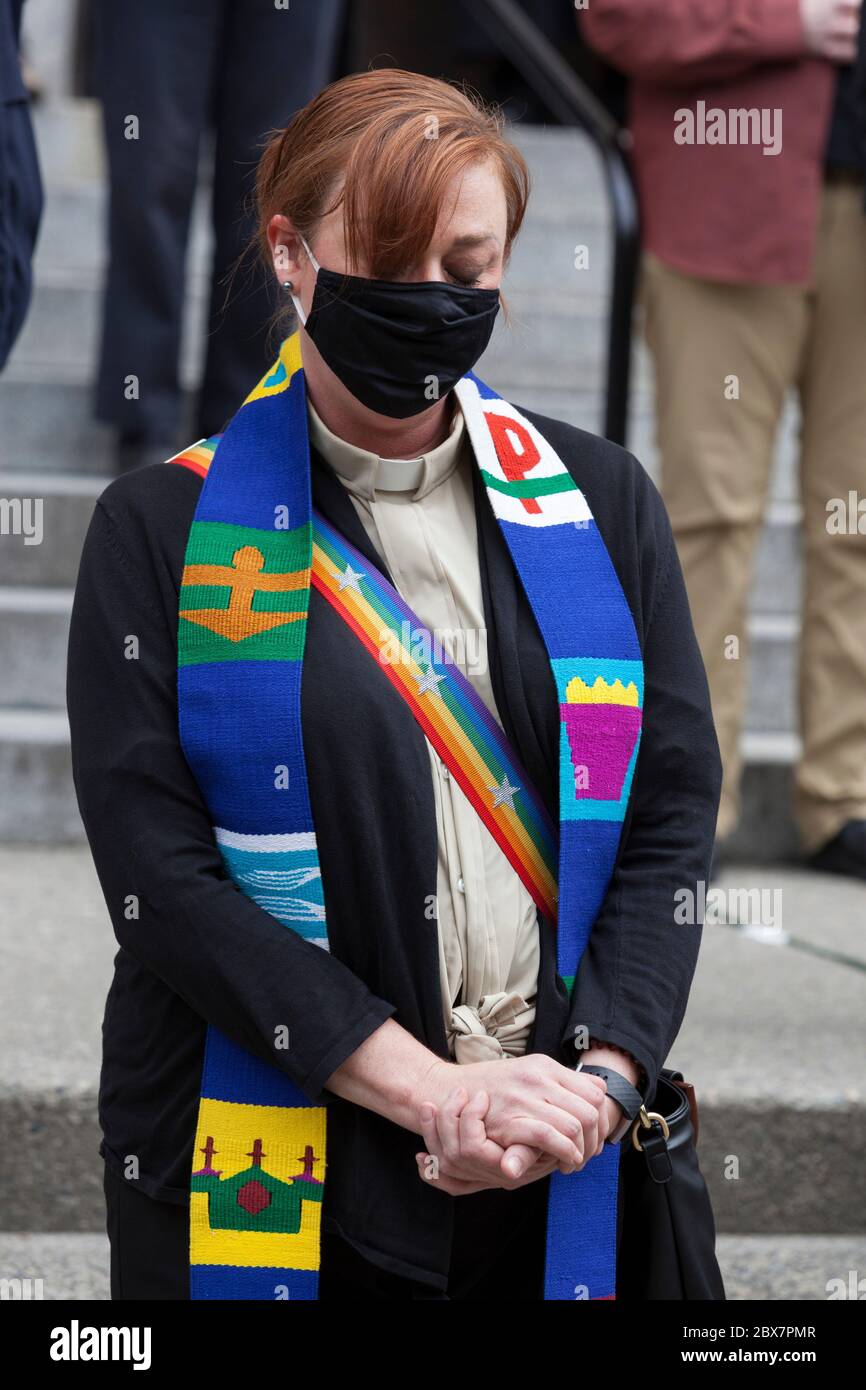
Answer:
[{"left": 67, "top": 406, "right": 722, "bottom": 1285}]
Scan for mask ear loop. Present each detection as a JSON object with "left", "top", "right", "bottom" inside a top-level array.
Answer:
[{"left": 281, "top": 233, "right": 320, "bottom": 327}]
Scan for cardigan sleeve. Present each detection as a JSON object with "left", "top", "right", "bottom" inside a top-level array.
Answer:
[
  {"left": 581, "top": 0, "right": 806, "bottom": 86},
  {"left": 67, "top": 499, "right": 397, "bottom": 1104},
  {"left": 561, "top": 481, "right": 723, "bottom": 1095}
]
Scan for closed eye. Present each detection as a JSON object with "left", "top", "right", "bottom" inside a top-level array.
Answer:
[{"left": 446, "top": 271, "right": 483, "bottom": 288}]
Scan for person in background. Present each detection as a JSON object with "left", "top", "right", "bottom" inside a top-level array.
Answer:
[
  {"left": 582, "top": 0, "right": 866, "bottom": 880},
  {"left": 0, "top": 0, "right": 42, "bottom": 371},
  {"left": 91, "top": 0, "right": 346, "bottom": 471}
]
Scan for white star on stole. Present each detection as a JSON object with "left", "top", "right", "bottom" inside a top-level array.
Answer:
[
  {"left": 337, "top": 564, "right": 365, "bottom": 592},
  {"left": 413, "top": 665, "right": 446, "bottom": 695},
  {"left": 488, "top": 774, "right": 520, "bottom": 810}
]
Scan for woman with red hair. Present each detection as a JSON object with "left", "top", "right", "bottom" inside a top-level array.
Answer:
[{"left": 68, "top": 69, "right": 722, "bottom": 1301}]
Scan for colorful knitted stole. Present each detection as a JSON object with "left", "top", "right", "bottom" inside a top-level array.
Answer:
[{"left": 172, "top": 332, "right": 644, "bottom": 1300}]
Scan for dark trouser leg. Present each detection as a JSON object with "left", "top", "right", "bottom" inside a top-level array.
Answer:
[
  {"left": 447, "top": 1179, "right": 549, "bottom": 1300},
  {"left": 0, "top": 94, "right": 43, "bottom": 370},
  {"left": 91, "top": 0, "right": 223, "bottom": 443},
  {"left": 196, "top": 0, "right": 346, "bottom": 437},
  {"left": 103, "top": 1164, "right": 190, "bottom": 1300},
  {"left": 318, "top": 1180, "right": 550, "bottom": 1302},
  {"left": 318, "top": 1231, "right": 449, "bottom": 1300}
]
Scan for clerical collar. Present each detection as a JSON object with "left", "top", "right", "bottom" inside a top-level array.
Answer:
[{"left": 306, "top": 395, "right": 466, "bottom": 502}]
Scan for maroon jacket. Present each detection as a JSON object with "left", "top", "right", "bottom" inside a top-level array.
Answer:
[{"left": 582, "top": 0, "right": 837, "bottom": 284}]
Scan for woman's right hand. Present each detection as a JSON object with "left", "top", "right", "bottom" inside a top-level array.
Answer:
[{"left": 421, "top": 1052, "right": 608, "bottom": 1178}]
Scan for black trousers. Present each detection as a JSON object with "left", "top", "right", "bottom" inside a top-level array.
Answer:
[
  {"left": 91, "top": 0, "right": 345, "bottom": 444},
  {"left": 103, "top": 1162, "right": 552, "bottom": 1301},
  {"left": 0, "top": 82, "right": 43, "bottom": 370}
]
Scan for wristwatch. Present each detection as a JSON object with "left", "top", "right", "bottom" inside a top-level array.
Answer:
[{"left": 576, "top": 1061, "right": 645, "bottom": 1141}]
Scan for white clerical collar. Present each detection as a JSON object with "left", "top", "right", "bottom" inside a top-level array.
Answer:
[{"left": 306, "top": 395, "right": 466, "bottom": 502}]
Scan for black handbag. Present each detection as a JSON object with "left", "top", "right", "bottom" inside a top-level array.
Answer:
[{"left": 615, "top": 1068, "right": 726, "bottom": 1300}]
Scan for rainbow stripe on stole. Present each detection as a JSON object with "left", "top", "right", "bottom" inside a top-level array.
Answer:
[
  {"left": 172, "top": 332, "right": 644, "bottom": 1300},
  {"left": 311, "top": 512, "right": 559, "bottom": 925}
]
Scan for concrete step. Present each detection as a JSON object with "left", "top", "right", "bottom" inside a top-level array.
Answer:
[
  {"left": 31, "top": 182, "right": 213, "bottom": 288},
  {"left": 670, "top": 861, "right": 866, "bottom": 1235},
  {"left": 19, "top": 0, "right": 79, "bottom": 103},
  {"left": 0, "top": 1234, "right": 110, "bottom": 1301},
  {"left": 6, "top": 276, "right": 211, "bottom": 388},
  {"left": 0, "top": 850, "right": 863, "bottom": 1232},
  {"left": 0, "top": 377, "right": 193, "bottom": 475},
  {"left": 0, "top": 710, "right": 78, "bottom": 842},
  {"left": 717, "top": 1236, "right": 866, "bottom": 1301},
  {"left": 0, "top": 1230, "right": 862, "bottom": 1299},
  {"left": 0, "top": 473, "right": 101, "bottom": 587},
  {"left": 733, "top": 737, "right": 800, "bottom": 862},
  {"left": 30, "top": 98, "right": 105, "bottom": 186},
  {"left": 0, "top": 590, "right": 72, "bottom": 708},
  {"left": 745, "top": 619, "right": 797, "bottom": 735}
]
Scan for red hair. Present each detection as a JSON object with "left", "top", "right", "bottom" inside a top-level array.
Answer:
[{"left": 254, "top": 68, "right": 530, "bottom": 281}]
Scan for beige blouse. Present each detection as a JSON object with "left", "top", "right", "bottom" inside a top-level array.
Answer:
[{"left": 307, "top": 396, "right": 541, "bottom": 1064}]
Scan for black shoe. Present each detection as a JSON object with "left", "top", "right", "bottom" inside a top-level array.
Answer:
[{"left": 807, "top": 820, "right": 866, "bottom": 881}]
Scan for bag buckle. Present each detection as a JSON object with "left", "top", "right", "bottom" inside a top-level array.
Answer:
[{"left": 630, "top": 1104, "right": 670, "bottom": 1153}]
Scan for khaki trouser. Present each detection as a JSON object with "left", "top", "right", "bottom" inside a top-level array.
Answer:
[{"left": 641, "top": 179, "right": 866, "bottom": 853}]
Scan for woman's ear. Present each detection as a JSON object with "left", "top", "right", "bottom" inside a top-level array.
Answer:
[{"left": 266, "top": 214, "right": 306, "bottom": 286}]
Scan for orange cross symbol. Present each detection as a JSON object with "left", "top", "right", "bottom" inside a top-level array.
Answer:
[{"left": 180, "top": 545, "right": 307, "bottom": 641}]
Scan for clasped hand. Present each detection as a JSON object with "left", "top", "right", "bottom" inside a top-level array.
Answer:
[{"left": 414, "top": 1054, "right": 618, "bottom": 1197}]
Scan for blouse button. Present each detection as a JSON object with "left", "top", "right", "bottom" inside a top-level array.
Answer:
[
  {"left": 441, "top": 763, "right": 450, "bottom": 780},
  {"left": 457, "top": 876, "right": 465, "bottom": 893}
]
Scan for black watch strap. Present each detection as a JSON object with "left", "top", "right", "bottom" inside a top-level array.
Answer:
[{"left": 577, "top": 1062, "right": 644, "bottom": 1123}]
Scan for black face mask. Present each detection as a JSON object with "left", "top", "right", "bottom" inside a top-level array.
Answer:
[{"left": 291, "top": 250, "right": 501, "bottom": 419}]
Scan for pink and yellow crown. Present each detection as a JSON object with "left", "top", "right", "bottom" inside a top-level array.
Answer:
[{"left": 564, "top": 676, "right": 640, "bottom": 707}]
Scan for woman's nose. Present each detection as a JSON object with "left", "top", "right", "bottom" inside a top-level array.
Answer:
[{"left": 406, "top": 259, "right": 446, "bottom": 283}]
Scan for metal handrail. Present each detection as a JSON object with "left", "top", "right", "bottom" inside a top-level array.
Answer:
[{"left": 468, "top": 0, "right": 639, "bottom": 446}]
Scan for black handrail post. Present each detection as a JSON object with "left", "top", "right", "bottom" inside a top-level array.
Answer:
[
  {"left": 604, "top": 143, "right": 640, "bottom": 445},
  {"left": 461, "top": 0, "right": 639, "bottom": 447}
]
